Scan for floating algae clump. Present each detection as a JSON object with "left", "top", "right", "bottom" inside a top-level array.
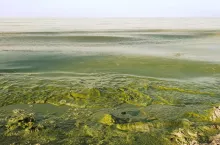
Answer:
[
  {"left": 170, "top": 128, "right": 198, "bottom": 145},
  {"left": 210, "top": 106, "right": 220, "bottom": 121},
  {"left": 99, "top": 114, "right": 115, "bottom": 126},
  {"left": 183, "top": 112, "right": 210, "bottom": 122},
  {"left": 117, "top": 87, "right": 152, "bottom": 106},
  {"left": 168, "top": 123, "right": 220, "bottom": 145},
  {"left": 70, "top": 91, "right": 89, "bottom": 99},
  {"left": 116, "top": 122, "right": 153, "bottom": 132},
  {"left": 5, "top": 109, "right": 43, "bottom": 136}
]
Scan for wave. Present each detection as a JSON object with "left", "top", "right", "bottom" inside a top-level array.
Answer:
[
  {"left": 1, "top": 29, "right": 220, "bottom": 63},
  {"left": 1, "top": 30, "right": 219, "bottom": 44},
  {"left": 0, "top": 35, "right": 136, "bottom": 43}
]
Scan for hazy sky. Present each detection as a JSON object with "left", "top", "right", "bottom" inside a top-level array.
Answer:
[{"left": 1, "top": 0, "right": 220, "bottom": 17}]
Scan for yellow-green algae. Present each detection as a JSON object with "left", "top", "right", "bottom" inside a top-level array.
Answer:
[
  {"left": 0, "top": 73, "right": 220, "bottom": 145},
  {"left": 1, "top": 30, "right": 220, "bottom": 144},
  {"left": 99, "top": 114, "right": 115, "bottom": 126},
  {"left": 5, "top": 109, "right": 43, "bottom": 136},
  {"left": 116, "top": 122, "right": 153, "bottom": 132}
]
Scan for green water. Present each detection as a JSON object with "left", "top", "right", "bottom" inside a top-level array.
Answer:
[
  {"left": 0, "top": 52, "right": 219, "bottom": 144},
  {"left": 0, "top": 19, "right": 220, "bottom": 144}
]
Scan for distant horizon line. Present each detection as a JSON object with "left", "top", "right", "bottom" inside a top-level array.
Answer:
[{"left": 0, "top": 16, "right": 220, "bottom": 19}]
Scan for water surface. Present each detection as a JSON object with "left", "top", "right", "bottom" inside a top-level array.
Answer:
[{"left": 0, "top": 18, "right": 220, "bottom": 145}]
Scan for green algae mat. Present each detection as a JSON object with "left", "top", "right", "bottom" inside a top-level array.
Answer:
[
  {"left": 0, "top": 52, "right": 220, "bottom": 145},
  {"left": 1, "top": 28, "right": 220, "bottom": 144}
]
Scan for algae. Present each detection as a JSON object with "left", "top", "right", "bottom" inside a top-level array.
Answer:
[
  {"left": 116, "top": 122, "right": 153, "bottom": 132},
  {"left": 1, "top": 29, "right": 220, "bottom": 144},
  {"left": 4, "top": 109, "right": 43, "bottom": 137},
  {"left": 99, "top": 114, "right": 115, "bottom": 126},
  {"left": 0, "top": 73, "right": 219, "bottom": 144}
]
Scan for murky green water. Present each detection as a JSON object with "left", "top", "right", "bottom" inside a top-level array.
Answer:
[{"left": 0, "top": 19, "right": 220, "bottom": 145}]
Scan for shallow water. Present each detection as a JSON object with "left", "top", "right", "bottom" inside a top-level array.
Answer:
[{"left": 0, "top": 18, "right": 220, "bottom": 145}]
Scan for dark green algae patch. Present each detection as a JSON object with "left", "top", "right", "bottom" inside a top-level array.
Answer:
[{"left": 0, "top": 73, "right": 220, "bottom": 145}]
